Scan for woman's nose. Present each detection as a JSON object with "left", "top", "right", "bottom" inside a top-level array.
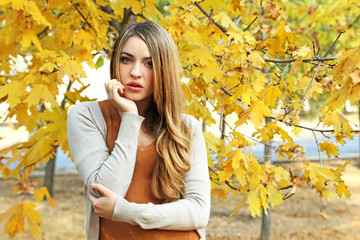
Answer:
[{"left": 130, "top": 63, "right": 141, "bottom": 78}]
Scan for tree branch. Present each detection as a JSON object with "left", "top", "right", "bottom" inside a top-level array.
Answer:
[
  {"left": 194, "top": 1, "right": 229, "bottom": 35},
  {"left": 243, "top": 17, "right": 258, "bottom": 31},
  {"left": 312, "top": 130, "right": 322, "bottom": 165},
  {"left": 269, "top": 116, "right": 360, "bottom": 133},
  {"left": 263, "top": 57, "right": 336, "bottom": 64},
  {"left": 322, "top": 31, "right": 345, "bottom": 58},
  {"left": 70, "top": 1, "right": 94, "bottom": 30},
  {"left": 293, "top": 61, "right": 322, "bottom": 117}
]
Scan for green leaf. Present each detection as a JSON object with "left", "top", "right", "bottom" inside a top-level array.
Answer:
[{"left": 96, "top": 56, "right": 104, "bottom": 68}]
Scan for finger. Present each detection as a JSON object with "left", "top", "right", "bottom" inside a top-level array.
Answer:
[
  {"left": 88, "top": 191, "right": 97, "bottom": 203},
  {"left": 91, "top": 183, "right": 112, "bottom": 197}
]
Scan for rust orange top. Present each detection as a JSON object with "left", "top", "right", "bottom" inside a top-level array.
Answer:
[{"left": 98, "top": 100, "right": 199, "bottom": 240}]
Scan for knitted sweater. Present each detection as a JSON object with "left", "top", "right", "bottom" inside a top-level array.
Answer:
[{"left": 67, "top": 101, "right": 211, "bottom": 240}]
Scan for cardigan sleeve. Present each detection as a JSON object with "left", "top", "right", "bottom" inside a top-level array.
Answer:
[
  {"left": 112, "top": 116, "right": 211, "bottom": 230},
  {"left": 67, "top": 102, "right": 144, "bottom": 197}
]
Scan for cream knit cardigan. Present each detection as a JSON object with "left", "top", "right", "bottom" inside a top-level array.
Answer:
[{"left": 67, "top": 101, "right": 211, "bottom": 240}]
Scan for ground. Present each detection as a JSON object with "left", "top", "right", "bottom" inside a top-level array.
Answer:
[{"left": 0, "top": 160, "right": 359, "bottom": 240}]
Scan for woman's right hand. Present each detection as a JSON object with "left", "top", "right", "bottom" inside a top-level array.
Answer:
[{"left": 105, "top": 79, "right": 138, "bottom": 114}]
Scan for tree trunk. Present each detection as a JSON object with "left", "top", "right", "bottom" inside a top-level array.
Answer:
[
  {"left": 44, "top": 151, "right": 57, "bottom": 197},
  {"left": 260, "top": 207, "right": 271, "bottom": 240},
  {"left": 260, "top": 117, "right": 272, "bottom": 240}
]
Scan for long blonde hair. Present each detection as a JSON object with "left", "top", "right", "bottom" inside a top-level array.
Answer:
[{"left": 110, "top": 21, "right": 191, "bottom": 202}]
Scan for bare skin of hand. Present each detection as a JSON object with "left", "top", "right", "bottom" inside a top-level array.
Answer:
[
  {"left": 88, "top": 183, "right": 117, "bottom": 220},
  {"left": 105, "top": 79, "right": 138, "bottom": 114}
]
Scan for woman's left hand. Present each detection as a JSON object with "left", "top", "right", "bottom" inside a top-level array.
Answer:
[{"left": 88, "top": 183, "right": 117, "bottom": 219}]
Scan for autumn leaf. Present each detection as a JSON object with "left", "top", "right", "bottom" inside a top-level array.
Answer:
[
  {"left": 230, "top": 194, "right": 247, "bottom": 217},
  {"left": 320, "top": 209, "right": 330, "bottom": 219},
  {"left": 34, "top": 187, "right": 56, "bottom": 208},
  {"left": 1, "top": 203, "right": 42, "bottom": 239},
  {"left": 267, "top": 183, "right": 284, "bottom": 207},
  {"left": 0, "top": 0, "right": 358, "bottom": 237},
  {"left": 0, "top": 80, "right": 24, "bottom": 107},
  {"left": 250, "top": 101, "right": 272, "bottom": 129},
  {"left": 211, "top": 188, "right": 227, "bottom": 200},
  {"left": 319, "top": 141, "right": 339, "bottom": 158},
  {"left": 247, "top": 186, "right": 262, "bottom": 217},
  {"left": 335, "top": 181, "right": 351, "bottom": 198},
  {"left": 267, "top": 2, "right": 281, "bottom": 20},
  {"left": 349, "top": 69, "right": 360, "bottom": 84}
]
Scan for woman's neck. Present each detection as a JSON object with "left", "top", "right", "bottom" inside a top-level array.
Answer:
[{"left": 135, "top": 96, "right": 154, "bottom": 117}]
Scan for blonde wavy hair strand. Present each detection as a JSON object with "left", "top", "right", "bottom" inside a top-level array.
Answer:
[{"left": 110, "top": 21, "right": 192, "bottom": 202}]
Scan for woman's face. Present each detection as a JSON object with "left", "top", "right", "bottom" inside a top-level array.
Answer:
[{"left": 119, "top": 36, "right": 154, "bottom": 107}]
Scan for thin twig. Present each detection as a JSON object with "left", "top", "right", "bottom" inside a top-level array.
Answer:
[
  {"left": 243, "top": 17, "right": 258, "bottom": 31},
  {"left": 270, "top": 116, "right": 360, "bottom": 133},
  {"left": 81, "top": 12, "right": 91, "bottom": 30},
  {"left": 206, "top": 99, "right": 278, "bottom": 149},
  {"left": 208, "top": 166, "right": 240, "bottom": 191},
  {"left": 71, "top": 1, "right": 93, "bottom": 30},
  {"left": 263, "top": 57, "right": 336, "bottom": 63},
  {"left": 312, "top": 130, "right": 322, "bottom": 165},
  {"left": 220, "top": 92, "right": 226, "bottom": 138},
  {"left": 283, "top": 193, "right": 295, "bottom": 200},
  {"left": 294, "top": 61, "right": 322, "bottom": 117},
  {"left": 194, "top": 1, "right": 228, "bottom": 35},
  {"left": 278, "top": 63, "right": 290, "bottom": 83},
  {"left": 323, "top": 31, "right": 345, "bottom": 58}
]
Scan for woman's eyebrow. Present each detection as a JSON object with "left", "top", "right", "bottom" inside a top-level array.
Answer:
[
  {"left": 120, "top": 52, "right": 152, "bottom": 60},
  {"left": 120, "top": 52, "right": 133, "bottom": 57}
]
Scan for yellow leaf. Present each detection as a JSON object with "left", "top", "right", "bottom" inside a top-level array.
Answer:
[
  {"left": 251, "top": 74, "right": 266, "bottom": 92},
  {"left": 20, "top": 30, "right": 42, "bottom": 50},
  {"left": 335, "top": 181, "right": 351, "bottom": 198},
  {"left": 0, "top": 205, "right": 17, "bottom": 224},
  {"left": 349, "top": 69, "right": 360, "bottom": 84},
  {"left": 24, "top": 84, "right": 58, "bottom": 107},
  {"left": 218, "top": 160, "right": 234, "bottom": 182},
  {"left": 211, "top": 188, "right": 227, "bottom": 200},
  {"left": 227, "top": 31, "right": 244, "bottom": 44},
  {"left": 230, "top": 194, "right": 247, "bottom": 217},
  {"left": 349, "top": 83, "right": 360, "bottom": 105},
  {"left": 241, "top": 88, "right": 255, "bottom": 106},
  {"left": 24, "top": 1, "right": 52, "bottom": 27},
  {"left": 259, "top": 184, "right": 269, "bottom": 214},
  {"left": 213, "top": 12, "right": 240, "bottom": 31},
  {"left": 23, "top": 202, "right": 43, "bottom": 239},
  {"left": 248, "top": 51, "right": 265, "bottom": 68},
  {"left": 226, "top": 67, "right": 254, "bottom": 77},
  {"left": 3, "top": 203, "right": 25, "bottom": 238},
  {"left": 266, "top": 2, "right": 281, "bottom": 20},
  {"left": 0, "top": 80, "right": 24, "bottom": 107},
  {"left": 336, "top": 160, "right": 351, "bottom": 175},
  {"left": 250, "top": 101, "right": 272, "bottom": 129},
  {"left": 304, "top": 162, "right": 339, "bottom": 191},
  {"left": 320, "top": 209, "right": 330, "bottom": 219},
  {"left": 4, "top": 0, "right": 24, "bottom": 10},
  {"left": 321, "top": 189, "right": 334, "bottom": 200},
  {"left": 293, "top": 45, "right": 312, "bottom": 58},
  {"left": 34, "top": 186, "right": 56, "bottom": 208},
  {"left": 267, "top": 183, "right": 283, "bottom": 207},
  {"left": 319, "top": 141, "right": 339, "bottom": 158},
  {"left": 247, "top": 186, "right": 261, "bottom": 217},
  {"left": 273, "top": 166, "right": 291, "bottom": 184},
  {"left": 264, "top": 85, "right": 282, "bottom": 108}
]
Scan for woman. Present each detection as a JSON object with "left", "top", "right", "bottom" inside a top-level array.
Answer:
[{"left": 67, "top": 21, "right": 210, "bottom": 240}]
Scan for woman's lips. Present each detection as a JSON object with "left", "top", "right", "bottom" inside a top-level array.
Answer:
[{"left": 127, "top": 81, "right": 143, "bottom": 92}]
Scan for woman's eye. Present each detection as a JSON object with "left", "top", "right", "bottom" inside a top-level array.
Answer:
[
  {"left": 120, "top": 57, "right": 131, "bottom": 63},
  {"left": 145, "top": 61, "right": 153, "bottom": 67}
]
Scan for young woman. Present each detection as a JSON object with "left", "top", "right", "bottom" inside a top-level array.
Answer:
[{"left": 67, "top": 21, "right": 210, "bottom": 240}]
